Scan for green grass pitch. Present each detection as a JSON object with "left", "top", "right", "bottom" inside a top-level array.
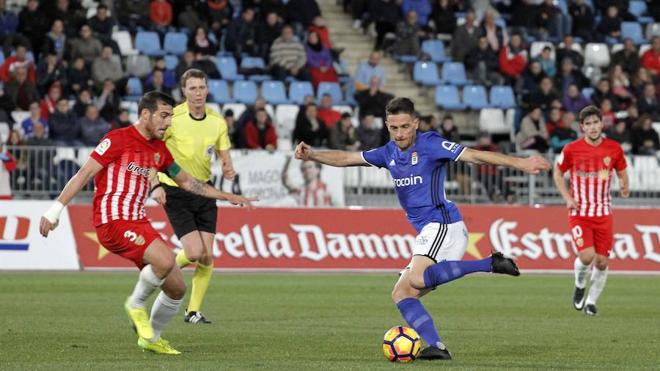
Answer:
[{"left": 1, "top": 272, "right": 658, "bottom": 370}]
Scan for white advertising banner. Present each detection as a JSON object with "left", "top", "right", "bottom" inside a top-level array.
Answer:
[
  {"left": 0, "top": 201, "right": 79, "bottom": 270},
  {"left": 218, "top": 150, "right": 345, "bottom": 207}
]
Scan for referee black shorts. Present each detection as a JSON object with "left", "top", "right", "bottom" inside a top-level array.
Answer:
[{"left": 162, "top": 182, "right": 217, "bottom": 238}]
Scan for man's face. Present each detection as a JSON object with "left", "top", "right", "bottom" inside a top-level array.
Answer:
[
  {"left": 101, "top": 47, "right": 112, "bottom": 59},
  {"left": 386, "top": 113, "right": 418, "bottom": 150},
  {"left": 98, "top": 7, "right": 107, "bottom": 19},
  {"left": 282, "top": 27, "right": 293, "bottom": 41},
  {"left": 33, "top": 123, "right": 45, "bottom": 138},
  {"left": 153, "top": 71, "right": 164, "bottom": 87},
  {"left": 16, "top": 47, "right": 26, "bottom": 60},
  {"left": 580, "top": 115, "right": 603, "bottom": 141},
  {"left": 368, "top": 52, "right": 380, "bottom": 66},
  {"left": 86, "top": 106, "right": 99, "bottom": 121},
  {"left": 81, "top": 26, "right": 91, "bottom": 39},
  {"left": 320, "top": 95, "right": 332, "bottom": 108},
  {"left": 56, "top": 100, "right": 68, "bottom": 113},
  {"left": 144, "top": 102, "right": 173, "bottom": 140},
  {"left": 256, "top": 110, "right": 267, "bottom": 124},
  {"left": 182, "top": 77, "right": 208, "bottom": 108},
  {"left": 29, "top": 103, "right": 40, "bottom": 116}
]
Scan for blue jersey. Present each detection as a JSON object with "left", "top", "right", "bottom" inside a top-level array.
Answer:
[{"left": 362, "top": 131, "right": 465, "bottom": 232}]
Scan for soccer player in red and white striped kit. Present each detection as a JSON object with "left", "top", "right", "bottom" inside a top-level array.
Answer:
[{"left": 553, "top": 105, "right": 630, "bottom": 316}]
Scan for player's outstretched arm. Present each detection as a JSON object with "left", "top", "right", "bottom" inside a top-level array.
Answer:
[
  {"left": 40, "top": 158, "right": 104, "bottom": 237},
  {"left": 173, "top": 169, "right": 257, "bottom": 208},
  {"left": 458, "top": 148, "right": 551, "bottom": 174},
  {"left": 617, "top": 169, "right": 630, "bottom": 198},
  {"left": 552, "top": 164, "right": 578, "bottom": 210},
  {"left": 294, "top": 141, "right": 368, "bottom": 167}
]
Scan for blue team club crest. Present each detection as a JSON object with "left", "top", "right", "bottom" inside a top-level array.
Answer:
[{"left": 411, "top": 152, "right": 418, "bottom": 165}]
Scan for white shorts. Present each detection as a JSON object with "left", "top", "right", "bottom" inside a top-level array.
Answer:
[{"left": 413, "top": 221, "right": 468, "bottom": 263}]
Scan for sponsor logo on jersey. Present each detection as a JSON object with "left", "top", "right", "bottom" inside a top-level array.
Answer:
[
  {"left": 126, "top": 162, "right": 151, "bottom": 178},
  {"left": 411, "top": 152, "right": 418, "bottom": 165},
  {"left": 393, "top": 174, "right": 423, "bottom": 187},
  {"left": 95, "top": 138, "right": 111, "bottom": 155}
]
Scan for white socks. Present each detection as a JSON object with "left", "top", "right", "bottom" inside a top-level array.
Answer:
[
  {"left": 574, "top": 258, "right": 589, "bottom": 289},
  {"left": 129, "top": 265, "right": 165, "bottom": 308},
  {"left": 150, "top": 292, "right": 183, "bottom": 341},
  {"left": 586, "top": 268, "right": 608, "bottom": 306}
]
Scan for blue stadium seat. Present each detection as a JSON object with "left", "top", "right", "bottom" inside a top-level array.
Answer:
[
  {"left": 421, "top": 40, "right": 449, "bottom": 63},
  {"left": 126, "top": 77, "right": 143, "bottom": 101},
  {"left": 413, "top": 62, "right": 442, "bottom": 86},
  {"left": 317, "top": 82, "right": 343, "bottom": 103},
  {"left": 163, "top": 32, "right": 188, "bottom": 55},
  {"left": 396, "top": 55, "right": 418, "bottom": 64},
  {"left": 216, "top": 56, "right": 244, "bottom": 81},
  {"left": 435, "top": 86, "right": 466, "bottom": 110},
  {"left": 462, "top": 85, "right": 489, "bottom": 110},
  {"left": 289, "top": 81, "right": 314, "bottom": 105},
  {"left": 261, "top": 81, "right": 289, "bottom": 105},
  {"left": 233, "top": 80, "right": 258, "bottom": 104},
  {"left": 164, "top": 55, "right": 178, "bottom": 70},
  {"left": 621, "top": 22, "right": 646, "bottom": 44},
  {"left": 630, "top": 1, "right": 654, "bottom": 24},
  {"left": 489, "top": 85, "right": 516, "bottom": 109},
  {"left": 208, "top": 79, "right": 232, "bottom": 104},
  {"left": 581, "top": 87, "right": 594, "bottom": 99},
  {"left": 135, "top": 31, "right": 164, "bottom": 56},
  {"left": 240, "top": 57, "right": 266, "bottom": 69},
  {"left": 441, "top": 62, "right": 469, "bottom": 85}
]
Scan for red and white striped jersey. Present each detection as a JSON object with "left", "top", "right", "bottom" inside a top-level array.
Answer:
[
  {"left": 296, "top": 180, "right": 332, "bottom": 207},
  {"left": 556, "top": 138, "right": 627, "bottom": 217},
  {"left": 89, "top": 125, "right": 175, "bottom": 226}
]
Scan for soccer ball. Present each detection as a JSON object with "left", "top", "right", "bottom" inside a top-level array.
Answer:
[{"left": 382, "top": 326, "right": 422, "bottom": 362}]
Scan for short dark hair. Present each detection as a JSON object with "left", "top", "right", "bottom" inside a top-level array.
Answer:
[
  {"left": 138, "top": 91, "right": 175, "bottom": 116},
  {"left": 385, "top": 97, "right": 415, "bottom": 117},
  {"left": 180, "top": 68, "right": 207, "bottom": 88},
  {"left": 578, "top": 105, "right": 601, "bottom": 124}
]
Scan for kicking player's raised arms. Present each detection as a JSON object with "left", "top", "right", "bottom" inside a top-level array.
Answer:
[
  {"left": 458, "top": 148, "right": 551, "bottom": 174},
  {"left": 294, "top": 141, "right": 369, "bottom": 167}
]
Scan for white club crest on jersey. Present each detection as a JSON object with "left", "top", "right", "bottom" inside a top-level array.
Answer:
[{"left": 95, "top": 138, "right": 111, "bottom": 155}]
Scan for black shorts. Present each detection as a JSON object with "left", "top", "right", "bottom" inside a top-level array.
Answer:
[{"left": 162, "top": 183, "right": 217, "bottom": 238}]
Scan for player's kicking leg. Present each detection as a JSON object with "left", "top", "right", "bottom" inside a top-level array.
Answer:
[{"left": 176, "top": 231, "right": 214, "bottom": 324}]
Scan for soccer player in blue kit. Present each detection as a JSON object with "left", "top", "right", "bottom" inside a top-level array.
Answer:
[{"left": 294, "top": 98, "right": 551, "bottom": 360}]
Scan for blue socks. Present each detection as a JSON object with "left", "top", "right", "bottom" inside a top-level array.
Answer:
[
  {"left": 423, "top": 257, "right": 492, "bottom": 289},
  {"left": 396, "top": 298, "right": 441, "bottom": 347}
]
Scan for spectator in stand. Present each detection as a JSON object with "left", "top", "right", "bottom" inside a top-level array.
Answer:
[
  {"left": 591, "top": 78, "right": 620, "bottom": 111},
  {"left": 49, "top": 98, "right": 81, "bottom": 145},
  {"left": 369, "top": 0, "right": 401, "bottom": 51},
  {"left": 562, "top": 110, "right": 579, "bottom": 135},
  {"left": 260, "top": 0, "right": 285, "bottom": 19},
  {"left": 545, "top": 106, "right": 563, "bottom": 135},
  {"left": 96, "top": 79, "right": 121, "bottom": 123},
  {"left": 562, "top": 83, "right": 591, "bottom": 114},
  {"left": 5, "top": 65, "right": 38, "bottom": 111},
  {"left": 451, "top": 9, "right": 478, "bottom": 63},
  {"left": 317, "top": 94, "right": 341, "bottom": 129},
  {"left": 596, "top": 5, "right": 622, "bottom": 43},
  {"left": 600, "top": 98, "right": 617, "bottom": 130},
  {"left": 114, "top": 108, "right": 132, "bottom": 129},
  {"left": 293, "top": 103, "right": 328, "bottom": 147},
  {"left": 612, "top": 38, "right": 640, "bottom": 75},
  {"left": 39, "top": 81, "right": 61, "bottom": 121},
  {"left": 625, "top": 105, "right": 639, "bottom": 128},
  {"left": 175, "top": 50, "right": 197, "bottom": 79},
  {"left": 417, "top": 115, "right": 434, "bottom": 132},
  {"left": 356, "top": 114, "right": 381, "bottom": 151},
  {"left": 609, "top": 63, "right": 632, "bottom": 102},
  {"left": 594, "top": 0, "right": 635, "bottom": 21},
  {"left": 641, "top": 36, "right": 660, "bottom": 76},
  {"left": 235, "top": 97, "right": 271, "bottom": 147},
  {"left": 0, "top": 44, "right": 36, "bottom": 83},
  {"left": 637, "top": 82, "right": 660, "bottom": 121},
  {"left": 73, "top": 88, "right": 93, "bottom": 118},
  {"left": 535, "top": 47, "right": 556, "bottom": 77},
  {"left": 499, "top": 33, "right": 527, "bottom": 85},
  {"left": 480, "top": 10, "right": 507, "bottom": 54},
  {"left": 67, "top": 56, "right": 93, "bottom": 95},
  {"left": 402, "top": 0, "right": 432, "bottom": 27},
  {"left": 632, "top": 67, "right": 652, "bottom": 97},
  {"left": 555, "top": 36, "right": 584, "bottom": 69},
  {"left": 46, "top": 0, "right": 85, "bottom": 38},
  {"left": 539, "top": 0, "right": 566, "bottom": 41},
  {"left": 147, "top": 57, "right": 176, "bottom": 90},
  {"left": 91, "top": 46, "right": 124, "bottom": 85},
  {"left": 244, "top": 108, "right": 278, "bottom": 150},
  {"left": 328, "top": 112, "right": 359, "bottom": 151},
  {"left": 149, "top": 0, "right": 173, "bottom": 33},
  {"left": 465, "top": 36, "right": 503, "bottom": 87},
  {"left": 0, "top": 1, "right": 19, "bottom": 48},
  {"left": 25, "top": 121, "right": 51, "bottom": 145},
  {"left": 269, "top": 25, "right": 310, "bottom": 81},
  {"left": 69, "top": 24, "right": 103, "bottom": 64},
  {"left": 510, "top": 0, "right": 541, "bottom": 41},
  {"left": 527, "top": 77, "right": 559, "bottom": 115},
  {"left": 555, "top": 57, "right": 589, "bottom": 96},
  {"left": 431, "top": 0, "right": 455, "bottom": 36},
  {"left": 21, "top": 102, "right": 48, "bottom": 139},
  {"left": 225, "top": 8, "right": 257, "bottom": 59},
  {"left": 257, "top": 11, "right": 283, "bottom": 63},
  {"left": 145, "top": 69, "right": 173, "bottom": 96},
  {"left": 606, "top": 120, "right": 632, "bottom": 153},
  {"left": 224, "top": 109, "right": 243, "bottom": 149},
  {"left": 17, "top": 0, "right": 49, "bottom": 54},
  {"left": 439, "top": 114, "right": 460, "bottom": 142},
  {"left": 550, "top": 115, "right": 578, "bottom": 153},
  {"left": 178, "top": 4, "right": 205, "bottom": 32},
  {"left": 78, "top": 104, "right": 110, "bottom": 146},
  {"left": 392, "top": 10, "right": 425, "bottom": 57},
  {"left": 354, "top": 76, "right": 394, "bottom": 119},
  {"left": 304, "top": 31, "right": 338, "bottom": 89},
  {"left": 88, "top": 4, "right": 115, "bottom": 42},
  {"left": 43, "top": 19, "right": 66, "bottom": 61},
  {"left": 569, "top": 0, "right": 595, "bottom": 42},
  {"left": 519, "top": 60, "right": 546, "bottom": 97},
  {"left": 517, "top": 106, "right": 549, "bottom": 152},
  {"left": 206, "top": 0, "right": 232, "bottom": 38},
  {"left": 354, "top": 51, "right": 385, "bottom": 91},
  {"left": 36, "top": 51, "right": 66, "bottom": 96},
  {"left": 309, "top": 16, "right": 343, "bottom": 61},
  {"left": 631, "top": 114, "right": 660, "bottom": 155},
  {"left": 0, "top": 137, "right": 17, "bottom": 198},
  {"left": 189, "top": 26, "right": 219, "bottom": 57},
  {"left": 285, "top": 0, "right": 321, "bottom": 31},
  {"left": 473, "top": 132, "right": 507, "bottom": 202}
]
